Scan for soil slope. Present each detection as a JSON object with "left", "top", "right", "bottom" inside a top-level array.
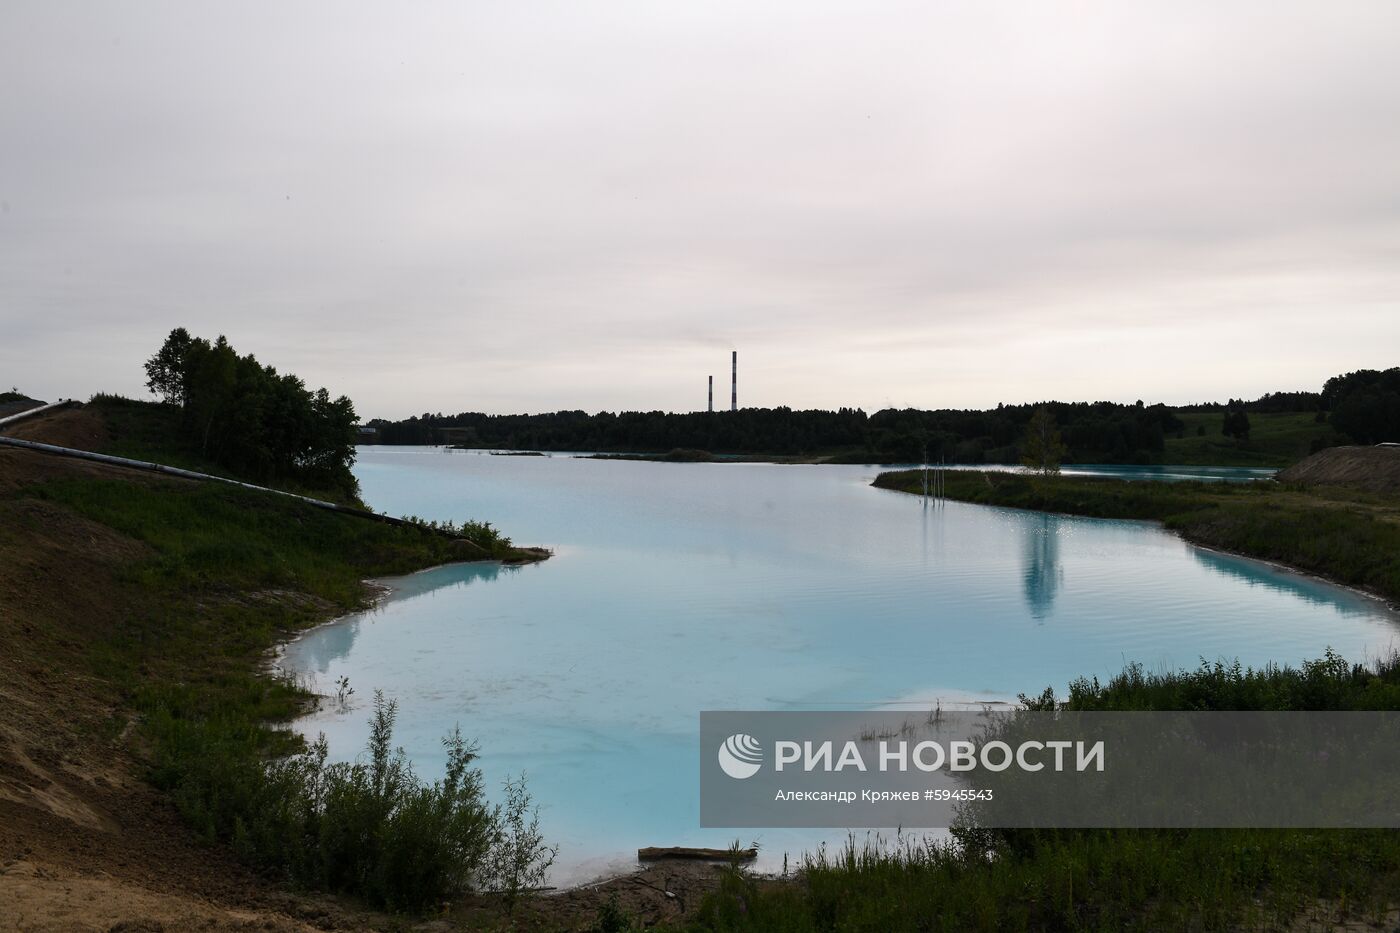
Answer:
[
  {"left": 0, "top": 417, "right": 384, "bottom": 931},
  {"left": 0, "top": 409, "right": 710, "bottom": 931},
  {"left": 1277, "top": 446, "right": 1400, "bottom": 493}
]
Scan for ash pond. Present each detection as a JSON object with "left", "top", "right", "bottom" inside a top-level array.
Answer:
[{"left": 278, "top": 448, "right": 1398, "bottom": 884}]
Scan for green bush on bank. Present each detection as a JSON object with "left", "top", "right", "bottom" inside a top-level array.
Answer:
[
  {"left": 403, "top": 515, "right": 513, "bottom": 552},
  {"left": 149, "top": 690, "right": 553, "bottom": 913}
]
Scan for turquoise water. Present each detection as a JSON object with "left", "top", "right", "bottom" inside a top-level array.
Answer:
[
  {"left": 280, "top": 448, "right": 1396, "bottom": 884},
  {"left": 782, "top": 461, "right": 1276, "bottom": 483},
  {"left": 520, "top": 452, "right": 1274, "bottom": 484},
  {"left": 947, "top": 462, "right": 1276, "bottom": 483}
]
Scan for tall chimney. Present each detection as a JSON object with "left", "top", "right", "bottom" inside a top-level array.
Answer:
[
  {"left": 731, "top": 350, "right": 737, "bottom": 412},
  {"left": 708, "top": 375, "right": 713, "bottom": 412}
]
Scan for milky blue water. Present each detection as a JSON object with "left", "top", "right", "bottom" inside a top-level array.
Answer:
[
  {"left": 279, "top": 448, "right": 1396, "bottom": 884},
  {"left": 944, "top": 462, "right": 1277, "bottom": 483},
  {"left": 745, "top": 460, "right": 1276, "bottom": 483}
]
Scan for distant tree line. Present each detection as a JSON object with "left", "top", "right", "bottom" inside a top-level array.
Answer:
[
  {"left": 1176, "top": 391, "right": 1323, "bottom": 414},
  {"left": 374, "top": 407, "right": 869, "bottom": 455},
  {"left": 368, "top": 367, "right": 1399, "bottom": 462},
  {"left": 145, "top": 328, "right": 359, "bottom": 495},
  {"left": 368, "top": 401, "right": 1184, "bottom": 464}
]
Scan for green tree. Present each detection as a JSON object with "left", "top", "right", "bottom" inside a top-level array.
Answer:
[
  {"left": 1324, "top": 369, "right": 1400, "bottom": 444},
  {"left": 1221, "top": 399, "right": 1251, "bottom": 441},
  {"left": 142, "top": 329, "right": 359, "bottom": 496},
  {"left": 144, "top": 327, "right": 195, "bottom": 405},
  {"left": 1021, "top": 407, "right": 1067, "bottom": 475}
]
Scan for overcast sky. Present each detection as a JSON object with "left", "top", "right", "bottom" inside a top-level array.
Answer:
[{"left": 2, "top": 2, "right": 1398, "bottom": 418}]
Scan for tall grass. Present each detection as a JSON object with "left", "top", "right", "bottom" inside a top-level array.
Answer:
[
  {"left": 148, "top": 689, "right": 551, "bottom": 912},
  {"left": 1055, "top": 648, "right": 1400, "bottom": 712},
  {"left": 681, "top": 652, "right": 1400, "bottom": 932}
]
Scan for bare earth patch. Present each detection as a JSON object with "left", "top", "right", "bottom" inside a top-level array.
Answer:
[{"left": 1278, "top": 446, "right": 1400, "bottom": 494}]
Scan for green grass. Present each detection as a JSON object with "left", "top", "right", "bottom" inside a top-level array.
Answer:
[
  {"left": 87, "top": 393, "right": 364, "bottom": 504},
  {"left": 14, "top": 470, "right": 545, "bottom": 912},
  {"left": 28, "top": 477, "right": 478, "bottom": 601},
  {"left": 876, "top": 468, "right": 1248, "bottom": 520},
  {"left": 674, "top": 653, "right": 1400, "bottom": 933},
  {"left": 88, "top": 393, "right": 235, "bottom": 471},
  {"left": 873, "top": 470, "right": 1400, "bottom": 603},
  {"left": 686, "top": 825, "right": 1400, "bottom": 932},
  {"left": 1162, "top": 411, "right": 1342, "bottom": 467},
  {"left": 20, "top": 475, "right": 495, "bottom": 742}
]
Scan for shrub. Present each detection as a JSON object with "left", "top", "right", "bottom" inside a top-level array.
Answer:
[
  {"left": 151, "top": 690, "right": 552, "bottom": 913},
  {"left": 402, "top": 516, "right": 513, "bottom": 553},
  {"left": 479, "top": 773, "right": 558, "bottom": 908}
]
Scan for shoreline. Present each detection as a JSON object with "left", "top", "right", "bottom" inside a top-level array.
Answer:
[
  {"left": 265, "top": 555, "right": 747, "bottom": 896},
  {"left": 1181, "top": 538, "right": 1399, "bottom": 615},
  {"left": 873, "top": 469, "right": 1400, "bottom": 612},
  {"left": 441, "top": 443, "right": 1291, "bottom": 470},
  {"left": 879, "top": 481, "right": 1397, "bottom": 609},
  {"left": 266, "top": 554, "right": 550, "bottom": 679}
]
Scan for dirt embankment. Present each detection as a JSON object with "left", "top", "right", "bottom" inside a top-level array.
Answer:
[
  {"left": 2, "top": 404, "right": 110, "bottom": 447},
  {"left": 1277, "top": 445, "right": 1400, "bottom": 494},
  {"left": 0, "top": 417, "right": 383, "bottom": 930},
  {"left": 0, "top": 407, "right": 713, "bottom": 931}
]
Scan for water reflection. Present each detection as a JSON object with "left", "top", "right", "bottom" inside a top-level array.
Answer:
[
  {"left": 1189, "top": 547, "right": 1376, "bottom": 616},
  {"left": 287, "top": 561, "right": 516, "bottom": 673},
  {"left": 1022, "top": 512, "right": 1064, "bottom": 621},
  {"left": 293, "top": 618, "right": 363, "bottom": 673},
  {"left": 388, "top": 560, "right": 515, "bottom": 606}
]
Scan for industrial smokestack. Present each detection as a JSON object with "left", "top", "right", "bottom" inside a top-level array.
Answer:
[
  {"left": 708, "top": 375, "right": 713, "bottom": 412},
  {"left": 731, "top": 351, "right": 737, "bottom": 412}
]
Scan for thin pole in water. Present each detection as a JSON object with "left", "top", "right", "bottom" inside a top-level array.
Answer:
[{"left": 922, "top": 444, "right": 929, "bottom": 504}]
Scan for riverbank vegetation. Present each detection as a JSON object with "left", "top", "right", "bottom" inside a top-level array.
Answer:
[
  {"left": 676, "top": 651, "right": 1400, "bottom": 932},
  {"left": 18, "top": 469, "right": 550, "bottom": 912},
  {"left": 873, "top": 469, "right": 1400, "bottom": 604},
  {"left": 366, "top": 367, "right": 1398, "bottom": 467},
  {"left": 1, "top": 341, "right": 555, "bottom": 920}
]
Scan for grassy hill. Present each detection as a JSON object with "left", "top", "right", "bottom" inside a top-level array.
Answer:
[{"left": 1162, "top": 410, "right": 1343, "bottom": 467}]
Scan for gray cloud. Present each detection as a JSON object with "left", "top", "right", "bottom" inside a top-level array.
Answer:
[{"left": 2, "top": 1, "right": 1398, "bottom": 417}]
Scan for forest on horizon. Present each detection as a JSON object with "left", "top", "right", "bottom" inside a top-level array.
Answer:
[{"left": 366, "top": 368, "right": 1400, "bottom": 466}]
